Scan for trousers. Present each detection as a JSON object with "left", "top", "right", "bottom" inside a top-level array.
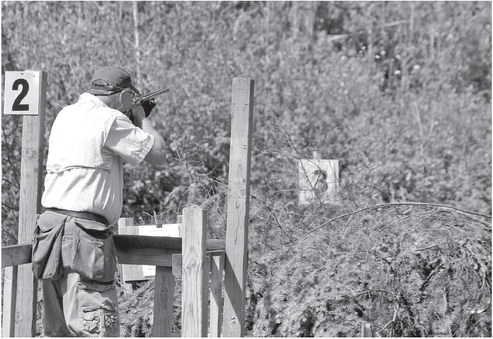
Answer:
[
  {"left": 39, "top": 212, "right": 120, "bottom": 337},
  {"left": 42, "top": 271, "right": 120, "bottom": 337}
]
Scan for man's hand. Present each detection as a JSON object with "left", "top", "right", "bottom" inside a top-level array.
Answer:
[
  {"left": 141, "top": 99, "right": 156, "bottom": 118},
  {"left": 129, "top": 104, "right": 146, "bottom": 128}
]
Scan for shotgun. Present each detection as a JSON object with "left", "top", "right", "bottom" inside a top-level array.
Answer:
[
  {"left": 133, "top": 87, "right": 170, "bottom": 106},
  {"left": 127, "top": 87, "right": 170, "bottom": 122}
]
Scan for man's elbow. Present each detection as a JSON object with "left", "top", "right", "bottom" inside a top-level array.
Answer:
[
  {"left": 145, "top": 153, "right": 167, "bottom": 166},
  {"left": 144, "top": 142, "right": 167, "bottom": 166}
]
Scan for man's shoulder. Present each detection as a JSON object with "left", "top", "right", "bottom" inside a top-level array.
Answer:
[
  {"left": 54, "top": 102, "right": 122, "bottom": 133},
  {"left": 60, "top": 95, "right": 122, "bottom": 119}
]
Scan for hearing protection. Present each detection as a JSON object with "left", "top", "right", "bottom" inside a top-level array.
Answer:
[{"left": 118, "top": 90, "right": 133, "bottom": 110}]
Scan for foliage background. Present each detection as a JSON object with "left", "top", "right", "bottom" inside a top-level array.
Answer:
[{"left": 2, "top": 1, "right": 491, "bottom": 337}]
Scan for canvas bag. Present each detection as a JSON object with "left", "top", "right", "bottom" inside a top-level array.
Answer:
[
  {"left": 32, "top": 212, "right": 67, "bottom": 280},
  {"left": 62, "top": 219, "right": 117, "bottom": 283}
]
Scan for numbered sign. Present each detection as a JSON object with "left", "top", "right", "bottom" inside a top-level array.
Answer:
[
  {"left": 299, "top": 158, "right": 340, "bottom": 205},
  {"left": 3, "top": 70, "right": 45, "bottom": 115}
]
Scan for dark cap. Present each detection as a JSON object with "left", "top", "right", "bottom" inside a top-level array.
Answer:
[{"left": 89, "top": 66, "right": 140, "bottom": 95}]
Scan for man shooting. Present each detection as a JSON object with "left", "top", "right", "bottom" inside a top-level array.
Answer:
[{"left": 33, "top": 66, "right": 167, "bottom": 336}]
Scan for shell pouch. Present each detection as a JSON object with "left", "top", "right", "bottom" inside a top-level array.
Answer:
[
  {"left": 69, "top": 222, "right": 117, "bottom": 283},
  {"left": 32, "top": 213, "right": 67, "bottom": 280}
]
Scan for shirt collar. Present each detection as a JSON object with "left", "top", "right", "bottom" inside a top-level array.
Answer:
[{"left": 79, "top": 92, "right": 109, "bottom": 108}]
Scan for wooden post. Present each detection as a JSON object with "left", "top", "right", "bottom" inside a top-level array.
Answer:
[
  {"left": 12, "top": 70, "right": 47, "bottom": 337},
  {"left": 222, "top": 76, "right": 254, "bottom": 337},
  {"left": 2, "top": 266, "right": 18, "bottom": 337},
  {"left": 153, "top": 266, "right": 175, "bottom": 337},
  {"left": 361, "top": 321, "right": 375, "bottom": 337},
  {"left": 181, "top": 206, "right": 208, "bottom": 337},
  {"left": 209, "top": 253, "right": 225, "bottom": 337},
  {"left": 118, "top": 218, "right": 145, "bottom": 282}
]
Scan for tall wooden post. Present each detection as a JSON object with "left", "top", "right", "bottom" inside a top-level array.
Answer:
[
  {"left": 222, "top": 76, "right": 254, "bottom": 337},
  {"left": 7, "top": 70, "right": 47, "bottom": 336},
  {"left": 181, "top": 205, "right": 208, "bottom": 337}
]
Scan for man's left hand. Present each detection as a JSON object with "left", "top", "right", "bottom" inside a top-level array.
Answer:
[{"left": 142, "top": 99, "right": 156, "bottom": 118}]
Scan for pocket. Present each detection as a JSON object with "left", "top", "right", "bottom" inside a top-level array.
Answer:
[
  {"left": 77, "top": 280, "right": 120, "bottom": 337},
  {"left": 32, "top": 213, "right": 66, "bottom": 280},
  {"left": 72, "top": 226, "right": 117, "bottom": 283},
  {"left": 61, "top": 235, "right": 74, "bottom": 269}
]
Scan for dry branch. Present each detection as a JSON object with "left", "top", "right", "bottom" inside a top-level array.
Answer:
[{"left": 294, "top": 202, "right": 491, "bottom": 246}]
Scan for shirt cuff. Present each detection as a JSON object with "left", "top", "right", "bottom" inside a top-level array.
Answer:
[{"left": 128, "top": 133, "right": 155, "bottom": 167}]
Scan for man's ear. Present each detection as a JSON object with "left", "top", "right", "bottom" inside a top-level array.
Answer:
[{"left": 118, "top": 91, "right": 133, "bottom": 110}]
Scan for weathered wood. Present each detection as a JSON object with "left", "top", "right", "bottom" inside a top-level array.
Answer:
[
  {"left": 181, "top": 206, "right": 208, "bottom": 337},
  {"left": 2, "top": 243, "right": 32, "bottom": 268},
  {"left": 210, "top": 253, "right": 225, "bottom": 337},
  {"left": 119, "top": 221, "right": 182, "bottom": 280},
  {"left": 1, "top": 238, "right": 224, "bottom": 268},
  {"left": 14, "top": 70, "right": 46, "bottom": 337},
  {"left": 118, "top": 218, "right": 145, "bottom": 281},
  {"left": 2, "top": 266, "right": 18, "bottom": 337},
  {"left": 223, "top": 76, "right": 254, "bottom": 337},
  {"left": 361, "top": 321, "right": 375, "bottom": 337},
  {"left": 204, "top": 254, "right": 211, "bottom": 335},
  {"left": 114, "top": 235, "right": 181, "bottom": 267},
  {"left": 172, "top": 254, "right": 182, "bottom": 277},
  {"left": 171, "top": 250, "right": 224, "bottom": 278},
  {"left": 152, "top": 266, "right": 174, "bottom": 337}
]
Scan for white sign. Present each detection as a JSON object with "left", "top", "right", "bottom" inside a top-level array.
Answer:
[
  {"left": 139, "top": 224, "right": 181, "bottom": 278},
  {"left": 299, "top": 158, "right": 340, "bottom": 205},
  {"left": 3, "top": 71, "right": 43, "bottom": 115},
  {"left": 119, "top": 223, "right": 181, "bottom": 281}
]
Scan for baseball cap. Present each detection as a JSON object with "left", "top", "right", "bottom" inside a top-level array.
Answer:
[{"left": 89, "top": 66, "right": 140, "bottom": 95}]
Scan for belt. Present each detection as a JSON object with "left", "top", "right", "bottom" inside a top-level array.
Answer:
[{"left": 45, "top": 208, "right": 109, "bottom": 226}]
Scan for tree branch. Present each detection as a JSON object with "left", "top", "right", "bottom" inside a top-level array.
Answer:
[{"left": 294, "top": 201, "right": 491, "bottom": 246}]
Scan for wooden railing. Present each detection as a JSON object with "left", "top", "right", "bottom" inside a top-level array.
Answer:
[
  {"left": 2, "top": 205, "right": 228, "bottom": 337},
  {"left": 2, "top": 75, "right": 254, "bottom": 337}
]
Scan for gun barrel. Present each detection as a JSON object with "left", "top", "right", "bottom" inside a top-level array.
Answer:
[{"left": 135, "top": 88, "right": 170, "bottom": 103}]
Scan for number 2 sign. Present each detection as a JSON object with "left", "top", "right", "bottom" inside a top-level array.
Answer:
[{"left": 3, "top": 70, "right": 46, "bottom": 115}]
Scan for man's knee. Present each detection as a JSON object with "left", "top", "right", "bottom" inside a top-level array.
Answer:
[{"left": 72, "top": 280, "right": 120, "bottom": 337}]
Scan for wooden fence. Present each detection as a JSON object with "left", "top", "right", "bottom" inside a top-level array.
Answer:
[
  {"left": 1, "top": 76, "right": 254, "bottom": 337},
  {"left": 2, "top": 205, "right": 226, "bottom": 337}
]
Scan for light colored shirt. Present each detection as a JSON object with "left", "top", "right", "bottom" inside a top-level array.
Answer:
[{"left": 41, "top": 93, "right": 154, "bottom": 226}]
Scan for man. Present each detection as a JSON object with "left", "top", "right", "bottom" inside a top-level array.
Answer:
[{"left": 34, "top": 66, "right": 167, "bottom": 336}]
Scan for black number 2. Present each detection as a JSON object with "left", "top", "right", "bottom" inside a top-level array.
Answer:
[{"left": 12, "top": 79, "right": 30, "bottom": 111}]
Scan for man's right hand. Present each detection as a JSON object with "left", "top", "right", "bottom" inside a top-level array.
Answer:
[{"left": 129, "top": 104, "right": 147, "bottom": 128}]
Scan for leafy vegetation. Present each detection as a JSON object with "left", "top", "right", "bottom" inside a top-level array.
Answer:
[{"left": 2, "top": 1, "right": 491, "bottom": 337}]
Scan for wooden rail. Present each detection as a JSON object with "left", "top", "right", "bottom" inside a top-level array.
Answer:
[
  {"left": 2, "top": 208, "right": 226, "bottom": 337},
  {"left": 2, "top": 236, "right": 225, "bottom": 269},
  {"left": 2, "top": 74, "right": 254, "bottom": 338}
]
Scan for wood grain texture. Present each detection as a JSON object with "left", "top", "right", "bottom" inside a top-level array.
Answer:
[
  {"left": 222, "top": 76, "right": 254, "bottom": 337},
  {"left": 210, "top": 253, "right": 225, "bottom": 337},
  {"left": 114, "top": 235, "right": 181, "bottom": 267},
  {"left": 2, "top": 243, "right": 32, "bottom": 268},
  {"left": 153, "top": 266, "right": 175, "bottom": 337},
  {"left": 14, "top": 70, "right": 46, "bottom": 337},
  {"left": 2, "top": 266, "right": 18, "bottom": 337},
  {"left": 118, "top": 218, "right": 145, "bottom": 281},
  {"left": 181, "top": 206, "right": 207, "bottom": 337},
  {"left": 1, "top": 237, "right": 224, "bottom": 268}
]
